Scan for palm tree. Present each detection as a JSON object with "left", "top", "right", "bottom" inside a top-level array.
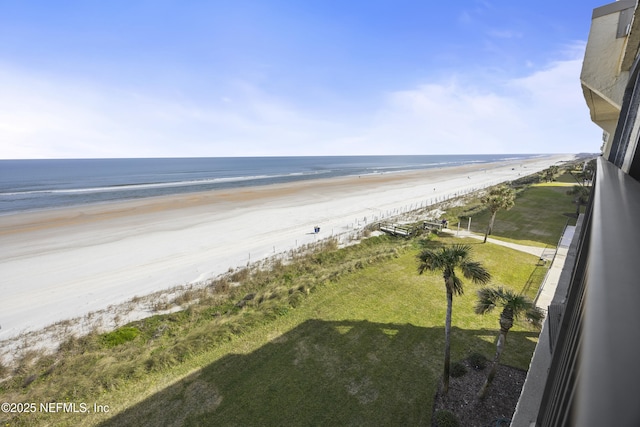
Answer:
[
  {"left": 566, "top": 185, "right": 591, "bottom": 217},
  {"left": 582, "top": 159, "right": 596, "bottom": 184},
  {"left": 481, "top": 185, "right": 516, "bottom": 243},
  {"left": 417, "top": 244, "right": 491, "bottom": 395},
  {"left": 541, "top": 165, "right": 559, "bottom": 182},
  {"left": 474, "top": 286, "right": 544, "bottom": 398}
]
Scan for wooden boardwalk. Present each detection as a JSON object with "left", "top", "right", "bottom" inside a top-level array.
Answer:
[
  {"left": 379, "top": 223, "right": 413, "bottom": 237},
  {"left": 379, "top": 220, "right": 446, "bottom": 237}
]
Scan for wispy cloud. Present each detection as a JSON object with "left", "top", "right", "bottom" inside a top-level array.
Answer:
[
  {"left": 362, "top": 47, "right": 600, "bottom": 154},
  {"left": 0, "top": 66, "right": 338, "bottom": 158},
  {"left": 0, "top": 45, "right": 601, "bottom": 158}
]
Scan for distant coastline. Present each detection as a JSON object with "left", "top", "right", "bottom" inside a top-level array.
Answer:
[{"left": 0, "top": 154, "right": 549, "bottom": 214}]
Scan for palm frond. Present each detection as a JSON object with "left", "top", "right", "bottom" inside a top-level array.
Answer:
[
  {"left": 460, "top": 260, "right": 491, "bottom": 284},
  {"left": 525, "top": 306, "right": 545, "bottom": 329},
  {"left": 418, "top": 245, "right": 489, "bottom": 297},
  {"left": 475, "top": 287, "right": 498, "bottom": 314},
  {"left": 417, "top": 246, "right": 458, "bottom": 274},
  {"left": 475, "top": 285, "right": 545, "bottom": 328},
  {"left": 416, "top": 249, "right": 444, "bottom": 274},
  {"left": 448, "top": 244, "right": 472, "bottom": 260},
  {"left": 505, "top": 294, "right": 531, "bottom": 314},
  {"left": 481, "top": 185, "right": 516, "bottom": 213},
  {"left": 451, "top": 275, "right": 464, "bottom": 296}
]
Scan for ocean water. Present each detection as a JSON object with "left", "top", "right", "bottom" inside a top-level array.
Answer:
[{"left": 0, "top": 155, "right": 539, "bottom": 214}]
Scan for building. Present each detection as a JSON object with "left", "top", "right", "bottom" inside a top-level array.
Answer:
[{"left": 511, "top": 1, "right": 640, "bottom": 426}]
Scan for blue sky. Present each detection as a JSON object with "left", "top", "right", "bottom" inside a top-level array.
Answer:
[{"left": 0, "top": 0, "right": 605, "bottom": 158}]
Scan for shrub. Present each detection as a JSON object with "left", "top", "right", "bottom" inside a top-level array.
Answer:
[
  {"left": 0, "top": 360, "right": 9, "bottom": 378},
  {"left": 468, "top": 352, "right": 488, "bottom": 370},
  {"left": 145, "top": 350, "right": 177, "bottom": 372},
  {"left": 230, "top": 268, "right": 249, "bottom": 283},
  {"left": 151, "top": 299, "right": 171, "bottom": 312},
  {"left": 173, "top": 289, "right": 198, "bottom": 306},
  {"left": 450, "top": 361, "right": 467, "bottom": 378},
  {"left": 59, "top": 332, "right": 100, "bottom": 354},
  {"left": 434, "top": 409, "right": 460, "bottom": 427},
  {"left": 288, "top": 291, "right": 304, "bottom": 308},
  {"left": 101, "top": 327, "right": 140, "bottom": 348},
  {"left": 22, "top": 374, "right": 37, "bottom": 388},
  {"left": 211, "top": 278, "right": 230, "bottom": 294},
  {"left": 276, "top": 306, "right": 290, "bottom": 316}
]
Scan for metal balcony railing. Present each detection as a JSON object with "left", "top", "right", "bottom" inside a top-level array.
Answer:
[{"left": 537, "top": 157, "right": 640, "bottom": 426}]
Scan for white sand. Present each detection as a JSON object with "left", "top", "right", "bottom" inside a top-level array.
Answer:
[{"left": 0, "top": 155, "right": 574, "bottom": 346}]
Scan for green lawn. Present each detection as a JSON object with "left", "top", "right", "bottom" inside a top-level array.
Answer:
[
  {"left": 553, "top": 171, "right": 584, "bottom": 184},
  {"left": 468, "top": 182, "right": 578, "bottom": 247},
  {"left": 99, "top": 237, "right": 541, "bottom": 426}
]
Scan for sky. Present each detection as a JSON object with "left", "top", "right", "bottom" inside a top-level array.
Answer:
[{"left": 0, "top": 0, "right": 606, "bottom": 159}]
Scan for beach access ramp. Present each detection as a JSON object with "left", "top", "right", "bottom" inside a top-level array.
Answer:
[
  {"left": 379, "top": 223, "right": 413, "bottom": 237},
  {"left": 423, "top": 220, "right": 444, "bottom": 231}
]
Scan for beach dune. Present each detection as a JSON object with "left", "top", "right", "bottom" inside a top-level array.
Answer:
[{"left": 0, "top": 155, "right": 574, "bottom": 344}]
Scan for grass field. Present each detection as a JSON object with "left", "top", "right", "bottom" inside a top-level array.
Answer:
[
  {"left": 467, "top": 179, "right": 579, "bottom": 247},
  {"left": 1, "top": 176, "right": 577, "bottom": 426},
  {"left": 101, "top": 237, "right": 542, "bottom": 426}
]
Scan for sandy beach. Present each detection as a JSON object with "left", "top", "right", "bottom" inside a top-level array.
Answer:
[{"left": 0, "top": 154, "right": 574, "bottom": 345}]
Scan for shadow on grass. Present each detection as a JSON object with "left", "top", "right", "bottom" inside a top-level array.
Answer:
[{"left": 98, "top": 320, "right": 538, "bottom": 427}]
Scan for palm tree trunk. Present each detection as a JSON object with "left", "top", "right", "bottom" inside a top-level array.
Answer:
[
  {"left": 478, "top": 309, "right": 513, "bottom": 398},
  {"left": 483, "top": 211, "right": 497, "bottom": 243},
  {"left": 477, "top": 330, "right": 507, "bottom": 398},
  {"left": 443, "top": 290, "right": 453, "bottom": 395}
]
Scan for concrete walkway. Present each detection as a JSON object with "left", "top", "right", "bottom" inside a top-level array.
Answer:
[
  {"left": 443, "top": 226, "right": 576, "bottom": 310},
  {"left": 532, "top": 226, "right": 575, "bottom": 310},
  {"left": 443, "top": 228, "right": 554, "bottom": 260}
]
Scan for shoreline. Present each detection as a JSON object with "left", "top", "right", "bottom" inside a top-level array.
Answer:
[
  {"left": 0, "top": 154, "right": 575, "bottom": 347},
  {"left": 0, "top": 154, "right": 560, "bottom": 231},
  {"left": 0, "top": 154, "right": 551, "bottom": 218},
  {"left": 0, "top": 155, "right": 562, "bottom": 233}
]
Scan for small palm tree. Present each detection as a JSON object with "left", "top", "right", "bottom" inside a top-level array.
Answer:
[
  {"left": 417, "top": 244, "right": 491, "bottom": 395},
  {"left": 582, "top": 159, "right": 596, "bottom": 184},
  {"left": 481, "top": 185, "right": 516, "bottom": 243},
  {"left": 566, "top": 185, "right": 591, "bottom": 217},
  {"left": 541, "top": 165, "right": 559, "bottom": 182},
  {"left": 474, "top": 286, "right": 544, "bottom": 398}
]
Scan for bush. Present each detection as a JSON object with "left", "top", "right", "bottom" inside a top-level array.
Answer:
[
  {"left": 101, "top": 327, "right": 140, "bottom": 348},
  {"left": 145, "top": 350, "right": 177, "bottom": 372},
  {"left": 511, "top": 173, "right": 543, "bottom": 186},
  {"left": 434, "top": 409, "right": 460, "bottom": 427},
  {"left": 468, "top": 352, "right": 488, "bottom": 370},
  {"left": 173, "top": 289, "right": 198, "bottom": 306},
  {"left": 450, "top": 361, "right": 467, "bottom": 378},
  {"left": 230, "top": 268, "right": 249, "bottom": 283},
  {"left": 288, "top": 291, "right": 304, "bottom": 308}
]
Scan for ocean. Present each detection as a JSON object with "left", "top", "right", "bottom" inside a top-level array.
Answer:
[{"left": 0, "top": 155, "right": 540, "bottom": 214}]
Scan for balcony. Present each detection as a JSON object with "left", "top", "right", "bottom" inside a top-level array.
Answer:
[
  {"left": 580, "top": 0, "right": 637, "bottom": 147},
  {"left": 512, "top": 157, "right": 640, "bottom": 426}
]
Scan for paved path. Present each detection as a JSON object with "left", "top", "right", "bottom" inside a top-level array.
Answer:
[
  {"left": 443, "top": 228, "right": 554, "bottom": 260},
  {"left": 444, "top": 226, "right": 577, "bottom": 310}
]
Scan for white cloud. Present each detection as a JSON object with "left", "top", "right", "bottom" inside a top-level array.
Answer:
[
  {"left": 0, "top": 67, "right": 339, "bottom": 158},
  {"left": 0, "top": 46, "right": 602, "bottom": 158},
  {"left": 362, "top": 49, "right": 601, "bottom": 154}
]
